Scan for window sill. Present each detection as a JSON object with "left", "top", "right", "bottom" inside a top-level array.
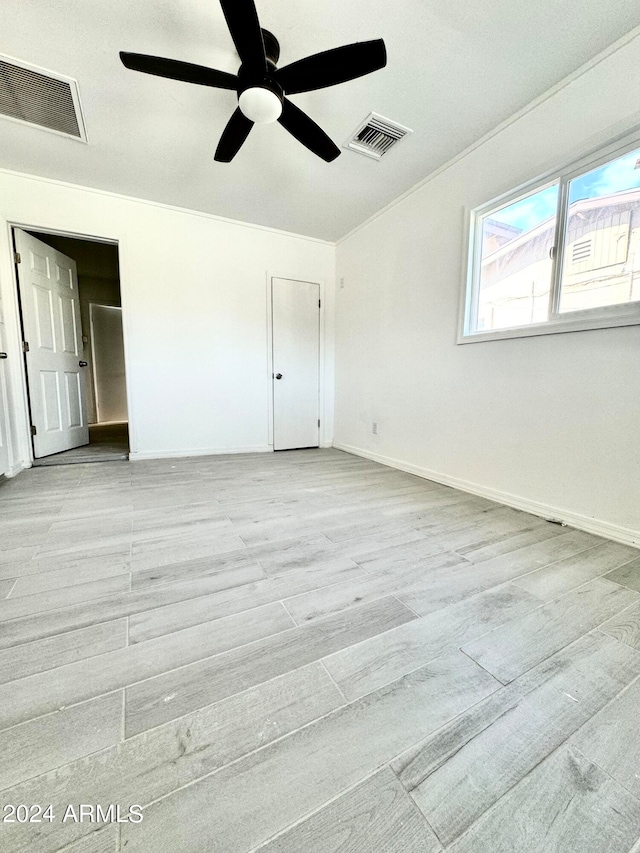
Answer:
[{"left": 457, "top": 306, "right": 640, "bottom": 344}]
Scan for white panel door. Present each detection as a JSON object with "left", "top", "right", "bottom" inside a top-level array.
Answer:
[
  {"left": 14, "top": 229, "right": 89, "bottom": 458},
  {"left": 0, "top": 292, "right": 10, "bottom": 475},
  {"left": 272, "top": 277, "right": 320, "bottom": 451}
]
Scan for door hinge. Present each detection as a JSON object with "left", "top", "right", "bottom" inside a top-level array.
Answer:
[
  {"left": 318, "top": 419, "right": 321, "bottom": 428},
  {"left": 14, "top": 251, "right": 21, "bottom": 264},
  {"left": 22, "top": 341, "right": 30, "bottom": 353},
  {"left": 30, "top": 424, "right": 37, "bottom": 436},
  {"left": 318, "top": 299, "right": 321, "bottom": 308}
]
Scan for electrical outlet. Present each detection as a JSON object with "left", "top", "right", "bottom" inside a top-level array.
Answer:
[{"left": 372, "top": 422, "right": 378, "bottom": 435}]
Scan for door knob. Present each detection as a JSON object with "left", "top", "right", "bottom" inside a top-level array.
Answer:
[
  {"left": 79, "top": 361, "right": 88, "bottom": 367},
  {"left": 0, "top": 353, "right": 7, "bottom": 359},
  {"left": 275, "top": 373, "right": 282, "bottom": 380}
]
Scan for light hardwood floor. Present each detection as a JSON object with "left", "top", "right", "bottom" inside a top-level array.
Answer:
[
  {"left": 0, "top": 448, "right": 639, "bottom": 853},
  {"left": 32, "top": 424, "right": 129, "bottom": 467}
]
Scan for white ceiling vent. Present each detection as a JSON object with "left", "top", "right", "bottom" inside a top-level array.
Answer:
[
  {"left": 345, "top": 112, "right": 412, "bottom": 160},
  {"left": 0, "top": 55, "right": 86, "bottom": 141}
]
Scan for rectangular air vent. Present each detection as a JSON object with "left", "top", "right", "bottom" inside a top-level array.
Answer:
[
  {"left": 572, "top": 238, "right": 592, "bottom": 263},
  {"left": 345, "top": 112, "right": 412, "bottom": 160},
  {"left": 0, "top": 54, "right": 86, "bottom": 141}
]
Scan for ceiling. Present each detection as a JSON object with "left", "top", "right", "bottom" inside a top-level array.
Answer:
[{"left": 2, "top": 1, "right": 639, "bottom": 242}]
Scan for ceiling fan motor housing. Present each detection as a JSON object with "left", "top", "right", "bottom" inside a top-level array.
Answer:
[
  {"left": 261, "top": 30, "right": 281, "bottom": 66},
  {"left": 236, "top": 30, "right": 284, "bottom": 123}
]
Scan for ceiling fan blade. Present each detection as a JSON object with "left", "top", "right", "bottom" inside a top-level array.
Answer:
[
  {"left": 215, "top": 108, "right": 254, "bottom": 162},
  {"left": 219, "top": 0, "right": 267, "bottom": 75},
  {"left": 278, "top": 99, "right": 340, "bottom": 162},
  {"left": 120, "top": 52, "right": 237, "bottom": 89},
  {"left": 276, "top": 39, "right": 386, "bottom": 94}
]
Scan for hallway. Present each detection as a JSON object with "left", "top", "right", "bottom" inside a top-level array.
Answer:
[{"left": 32, "top": 423, "right": 129, "bottom": 466}]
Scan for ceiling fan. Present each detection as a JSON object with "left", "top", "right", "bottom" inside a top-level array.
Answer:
[{"left": 120, "top": 0, "right": 386, "bottom": 163}]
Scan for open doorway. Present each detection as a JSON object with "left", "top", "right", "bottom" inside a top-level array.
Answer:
[{"left": 13, "top": 228, "right": 129, "bottom": 465}]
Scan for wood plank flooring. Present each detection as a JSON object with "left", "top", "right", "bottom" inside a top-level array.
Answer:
[
  {"left": 32, "top": 423, "right": 129, "bottom": 466},
  {"left": 0, "top": 448, "right": 639, "bottom": 853}
]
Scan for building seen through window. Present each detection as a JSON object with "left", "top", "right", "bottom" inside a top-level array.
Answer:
[{"left": 474, "top": 148, "right": 640, "bottom": 332}]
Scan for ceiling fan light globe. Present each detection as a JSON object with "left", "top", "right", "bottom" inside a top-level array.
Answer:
[{"left": 238, "top": 87, "right": 283, "bottom": 123}]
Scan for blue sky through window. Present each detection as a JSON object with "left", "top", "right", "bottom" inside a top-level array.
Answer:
[
  {"left": 492, "top": 185, "right": 558, "bottom": 233},
  {"left": 488, "top": 147, "right": 640, "bottom": 233},
  {"left": 568, "top": 148, "right": 640, "bottom": 203}
]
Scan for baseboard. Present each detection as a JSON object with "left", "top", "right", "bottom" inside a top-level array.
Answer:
[
  {"left": 1, "top": 462, "right": 29, "bottom": 478},
  {"left": 333, "top": 442, "right": 640, "bottom": 548},
  {"left": 129, "top": 445, "right": 273, "bottom": 461}
]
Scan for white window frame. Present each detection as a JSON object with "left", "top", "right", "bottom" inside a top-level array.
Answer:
[{"left": 459, "top": 130, "right": 640, "bottom": 343}]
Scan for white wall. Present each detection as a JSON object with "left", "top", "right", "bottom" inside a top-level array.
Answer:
[
  {"left": 0, "top": 175, "right": 335, "bottom": 465},
  {"left": 79, "top": 277, "right": 121, "bottom": 423},
  {"left": 335, "top": 32, "right": 640, "bottom": 544},
  {"left": 91, "top": 304, "right": 128, "bottom": 423}
]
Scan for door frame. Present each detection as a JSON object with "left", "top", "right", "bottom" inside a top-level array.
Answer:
[
  {"left": 3, "top": 222, "right": 132, "bottom": 468},
  {"left": 266, "top": 272, "right": 329, "bottom": 451}
]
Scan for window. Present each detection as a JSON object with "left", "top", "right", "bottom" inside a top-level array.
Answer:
[
  {"left": 474, "top": 184, "right": 559, "bottom": 332},
  {"left": 558, "top": 151, "right": 640, "bottom": 313},
  {"left": 461, "top": 137, "right": 640, "bottom": 341}
]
